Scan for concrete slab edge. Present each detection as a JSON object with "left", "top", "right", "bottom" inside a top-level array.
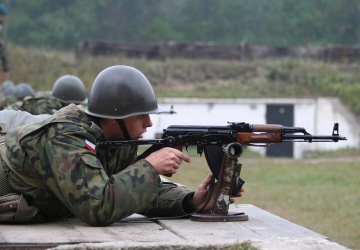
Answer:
[{"left": 50, "top": 237, "right": 349, "bottom": 250}]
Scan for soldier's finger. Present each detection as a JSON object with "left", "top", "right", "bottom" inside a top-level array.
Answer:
[
  {"left": 173, "top": 156, "right": 182, "bottom": 165},
  {"left": 173, "top": 162, "right": 180, "bottom": 169},
  {"left": 173, "top": 150, "right": 191, "bottom": 163},
  {"left": 198, "top": 173, "right": 213, "bottom": 190},
  {"left": 235, "top": 187, "right": 245, "bottom": 196}
]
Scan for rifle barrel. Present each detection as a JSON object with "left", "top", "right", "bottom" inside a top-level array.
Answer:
[{"left": 283, "top": 134, "right": 347, "bottom": 142}]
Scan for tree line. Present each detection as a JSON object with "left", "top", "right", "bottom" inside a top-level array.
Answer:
[{"left": 4, "top": 0, "right": 360, "bottom": 51}]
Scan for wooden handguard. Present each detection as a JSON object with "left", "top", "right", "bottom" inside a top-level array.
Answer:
[{"left": 236, "top": 133, "right": 283, "bottom": 144}]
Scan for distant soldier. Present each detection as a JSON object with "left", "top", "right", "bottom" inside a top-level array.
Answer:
[
  {"left": 0, "top": 3, "right": 9, "bottom": 81},
  {"left": 0, "top": 80, "right": 15, "bottom": 109},
  {"left": 20, "top": 75, "right": 87, "bottom": 115},
  {"left": 5, "top": 83, "right": 35, "bottom": 110}
]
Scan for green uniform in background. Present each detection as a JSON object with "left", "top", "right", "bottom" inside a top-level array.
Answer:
[
  {"left": 1, "top": 104, "right": 194, "bottom": 226},
  {"left": 0, "top": 93, "right": 15, "bottom": 109},
  {"left": 4, "top": 100, "right": 22, "bottom": 110},
  {"left": 19, "top": 91, "right": 63, "bottom": 115}
]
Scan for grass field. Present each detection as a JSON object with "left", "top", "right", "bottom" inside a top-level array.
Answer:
[{"left": 163, "top": 149, "right": 360, "bottom": 250}]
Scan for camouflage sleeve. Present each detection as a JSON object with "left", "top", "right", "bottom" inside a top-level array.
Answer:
[
  {"left": 138, "top": 181, "right": 195, "bottom": 218},
  {"left": 40, "top": 133, "right": 163, "bottom": 226}
]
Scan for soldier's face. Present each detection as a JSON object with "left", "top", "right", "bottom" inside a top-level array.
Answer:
[{"left": 124, "top": 114, "right": 153, "bottom": 140}]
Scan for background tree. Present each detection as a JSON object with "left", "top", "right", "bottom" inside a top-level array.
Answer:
[{"left": 3, "top": 0, "right": 360, "bottom": 50}]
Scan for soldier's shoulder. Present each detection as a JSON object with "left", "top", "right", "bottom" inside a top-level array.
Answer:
[
  {"left": 5, "top": 100, "right": 22, "bottom": 110},
  {"left": 53, "top": 103, "right": 87, "bottom": 119}
]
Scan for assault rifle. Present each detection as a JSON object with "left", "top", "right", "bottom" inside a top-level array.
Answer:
[
  {"left": 98, "top": 122, "right": 346, "bottom": 192},
  {"left": 98, "top": 122, "right": 346, "bottom": 221}
]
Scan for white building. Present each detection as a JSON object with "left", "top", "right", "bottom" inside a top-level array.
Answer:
[{"left": 144, "top": 97, "right": 358, "bottom": 159}]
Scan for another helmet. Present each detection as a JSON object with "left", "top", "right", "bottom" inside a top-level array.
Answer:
[
  {"left": 14, "top": 83, "right": 35, "bottom": 100},
  {"left": 52, "top": 75, "right": 87, "bottom": 104},
  {"left": 1, "top": 80, "right": 15, "bottom": 96},
  {"left": 85, "top": 65, "right": 161, "bottom": 119}
]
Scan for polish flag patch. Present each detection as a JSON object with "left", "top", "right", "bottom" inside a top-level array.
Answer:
[{"left": 85, "top": 139, "right": 96, "bottom": 153}]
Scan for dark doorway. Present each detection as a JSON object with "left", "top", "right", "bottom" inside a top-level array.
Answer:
[{"left": 266, "top": 104, "right": 294, "bottom": 157}]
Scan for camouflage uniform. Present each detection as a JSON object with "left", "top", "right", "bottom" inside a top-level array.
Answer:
[
  {"left": 5, "top": 100, "right": 22, "bottom": 110},
  {"left": 0, "top": 104, "right": 194, "bottom": 226},
  {"left": 19, "top": 91, "right": 63, "bottom": 115},
  {"left": 0, "top": 93, "right": 15, "bottom": 109}
]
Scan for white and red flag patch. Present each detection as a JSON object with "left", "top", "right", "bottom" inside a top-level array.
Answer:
[{"left": 85, "top": 139, "right": 96, "bottom": 153}]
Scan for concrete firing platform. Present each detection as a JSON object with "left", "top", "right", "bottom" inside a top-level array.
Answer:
[{"left": 0, "top": 204, "right": 348, "bottom": 250}]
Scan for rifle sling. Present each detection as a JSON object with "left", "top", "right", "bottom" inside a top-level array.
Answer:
[{"left": 136, "top": 144, "right": 165, "bottom": 162}]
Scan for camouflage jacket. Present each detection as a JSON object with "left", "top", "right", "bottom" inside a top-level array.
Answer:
[
  {"left": 19, "top": 91, "right": 63, "bottom": 115},
  {"left": 1, "top": 104, "right": 194, "bottom": 226},
  {"left": 5, "top": 100, "right": 22, "bottom": 110},
  {"left": 0, "top": 94, "right": 15, "bottom": 110}
]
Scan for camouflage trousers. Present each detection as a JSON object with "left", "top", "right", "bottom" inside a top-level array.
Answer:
[
  {"left": 0, "top": 133, "right": 43, "bottom": 224},
  {"left": 0, "top": 158, "right": 44, "bottom": 223},
  {"left": 0, "top": 123, "right": 13, "bottom": 196}
]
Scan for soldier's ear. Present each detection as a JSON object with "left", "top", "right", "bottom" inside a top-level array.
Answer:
[{"left": 99, "top": 118, "right": 118, "bottom": 130}]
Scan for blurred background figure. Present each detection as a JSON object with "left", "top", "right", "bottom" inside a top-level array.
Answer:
[
  {"left": 20, "top": 75, "right": 87, "bottom": 115},
  {"left": 0, "top": 79, "right": 15, "bottom": 109},
  {"left": 0, "top": 3, "right": 9, "bottom": 81},
  {"left": 14, "top": 82, "right": 35, "bottom": 100},
  {"left": 6, "top": 82, "right": 35, "bottom": 110}
]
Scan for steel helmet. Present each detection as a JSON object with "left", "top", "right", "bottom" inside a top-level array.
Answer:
[
  {"left": 52, "top": 75, "right": 87, "bottom": 104},
  {"left": 14, "top": 83, "right": 35, "bottom": 100},
  {"left": 85, "top": 65, "right": 161, "bottom": 119},
  {"left": 1, "top": 80, "right": 15, "bottom": 96}
]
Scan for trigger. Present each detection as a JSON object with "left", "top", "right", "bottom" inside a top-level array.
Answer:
[{"left": 197, "top": 146, "right": 204, "bottom": 156}]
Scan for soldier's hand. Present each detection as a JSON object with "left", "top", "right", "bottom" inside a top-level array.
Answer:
[
  {"left": 191, "top": 173, "right": 245, "bottom": 212},
  {"left": 145, "top": 147, "right": 190, "bottom": 175}
]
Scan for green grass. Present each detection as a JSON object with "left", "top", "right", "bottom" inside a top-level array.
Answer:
[{"left": 166, "top": 151, "right": 360, "bottom": 250}]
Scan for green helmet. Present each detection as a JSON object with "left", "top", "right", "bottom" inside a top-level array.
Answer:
[
  {"left": 52, "top": 75, "right": 87, "bottom": 104},
  {"left": 85, "top": 65, "right": 161, "bottom": 119},
  {"left": 14, "top": 83, "right": 35, "bottom": 100}
]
